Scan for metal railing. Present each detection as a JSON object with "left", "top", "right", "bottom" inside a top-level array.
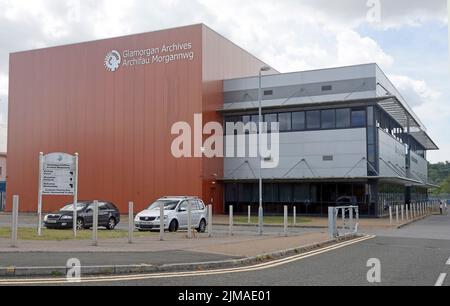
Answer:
[{"left": 328, "top": 206, "right": 359, "bottom": 239}]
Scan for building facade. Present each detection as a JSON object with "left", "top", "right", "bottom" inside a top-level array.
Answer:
[
  {"left": 222, "top": 64, "right": 438, "bottom": 217},
  {"left": 7, "top": 24, "right": 271, "bottom": 214},
  {"left": 7, "top": 25, "right": 437, "bottom": 216}
]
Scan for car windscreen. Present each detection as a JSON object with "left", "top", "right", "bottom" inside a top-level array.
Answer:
[
  {"left": 147, "top": 200, "right": 179, "bottom": 211},
  {"left": 60, "top": 203, "right": 88, "bottom": 212}
]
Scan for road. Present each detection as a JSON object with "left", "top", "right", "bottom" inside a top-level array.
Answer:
[{"left": 67, "top": 213, "right": 450, "bottom": 286}]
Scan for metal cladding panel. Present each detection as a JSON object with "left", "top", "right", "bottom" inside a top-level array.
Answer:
[
  {"left": 378, "top": 129, "right": 407, "bottom": 178},
  {"left": 8, "top": 25, "right": 204, "bottom": 213},
  {"left": 201, "top": 25, "right": 275, "bottom": 214},
  {"left": 7, "top": 24, "right": 272, "bottom": 213},
  {"left": 224, "top": 63, "right": 377, "bottom": 92},
  {"left": 224, "top": 128, "right": 368, "bottom": 180}
]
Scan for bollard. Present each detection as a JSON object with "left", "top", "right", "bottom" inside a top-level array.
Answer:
[
  {"left": 293, "top": 206, "right": 297, "bottom": 226},
  {"left": 11, "top": 195, "right": 19, "bottom": 248},
  {"left": 401, "top": 205, "right": 404, "bottom": 222},
  {"left": 160, "top": 201, "right": 165, "bottom": 241},
  {"left": 229, "top": 205, "right": 234, "bottom": 236},
  {"left": 328, "top": 207, "right": 337, "bottom": 239},
  {"left": 406, "top": 205, "right": 409, "bottom": 221},
  {"left": 187, "top": 201, "right": 192, "bottom": 239},
  {"left": 258, "top": 206, "right": 264, "bottom": 236},
  {"left": 349, "top": 207, "right": 354, "bottom": 230},
  {"left": 248, "top": 205, "right": 251, "bottom": 224},
  {"left": 412, "top": 203, "right": 416, "bottom": 219},
  {"left": 208, "top": 205, "right": 213, "bottom": 238},
  {"left": 92, "top": 200, "right": 98, "bottom": 247},
  {"left": 128, "top": 202, "right": 134, "bottom": 244},
  {"left": 389, "top": 206, "right": 393, "bottom": 226},
  {"left": 284, "top": 205, "right": 288, "bottom": 237},
  {"left": 396, "top": 205, "right": 399, "bottom": 224}
]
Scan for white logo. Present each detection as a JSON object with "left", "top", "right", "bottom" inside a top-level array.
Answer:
[{"left": 104, "top": 50, "right": 121, "bottom": 72}]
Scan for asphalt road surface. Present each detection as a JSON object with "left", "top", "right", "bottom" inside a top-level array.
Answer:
[{"left": 64, "top": 213, "right": 450, "bottom": 286}]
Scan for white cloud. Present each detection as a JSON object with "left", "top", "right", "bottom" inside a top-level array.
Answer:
[
  {"left": 390, "top": 75, "right": 442, "bottom": 107},
  {"left": 0, "top": 74, "right": 7, "bottom": 96},
  {"left": 336, "top": 30, "right": 394, "bottom": 68},
  {"left": 0, "top": 0, "right": 447, "bottom": 160}
]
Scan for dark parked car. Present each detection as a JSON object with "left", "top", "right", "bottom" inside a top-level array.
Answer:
[
  {"left": 44, "top": 201, "right": 121, "bottom": 230},
  {"left": 335, "top": 196, "right": 357, "bottom": 206}
]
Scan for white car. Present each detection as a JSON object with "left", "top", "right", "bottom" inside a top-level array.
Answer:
[{"left": 134, "top": 197, "right": 208, "bottom": 233}]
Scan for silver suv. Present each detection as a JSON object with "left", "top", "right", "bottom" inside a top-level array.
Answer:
[{"left": 134, "top": 197, "right": 208, "bottom": 233}]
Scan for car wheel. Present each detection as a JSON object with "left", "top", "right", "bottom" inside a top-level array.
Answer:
[
  {"left": 76, "top": 219, "right": 85, "bottom": 230},
  {"left": 106, "top": 217, "right": 116, "bottom": 230},
  {"left": 197, "top": 219, "right": 207, "bottom": 233},
  {"left": 168, "top": 220, "right": 178, "bottom": 233}
]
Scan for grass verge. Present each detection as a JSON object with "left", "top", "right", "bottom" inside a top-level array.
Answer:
[
  {"left": 232, "top": 216, "right": 312, "bottom": 225},
  {"left": 0, "top": 227, "right": 155, "bottom": 241}
]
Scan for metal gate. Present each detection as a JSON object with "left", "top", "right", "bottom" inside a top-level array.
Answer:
[{"left": 328, "top": 206, "right": 359, "bottom": 239}]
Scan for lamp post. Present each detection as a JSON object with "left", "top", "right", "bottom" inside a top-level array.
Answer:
[{"left": 258, "top": 66, "right": 271, "bottom": 236}]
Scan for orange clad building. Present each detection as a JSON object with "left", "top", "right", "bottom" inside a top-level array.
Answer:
[{"left": 7, "top": 24, "right": 272, "bottom": 213}]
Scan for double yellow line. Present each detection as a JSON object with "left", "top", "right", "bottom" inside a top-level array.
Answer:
[{"left": 0, "top": 235, "right": 375, "bottom": 285}]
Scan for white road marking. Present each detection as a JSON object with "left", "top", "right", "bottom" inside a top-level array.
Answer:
[
  {"left": 435, "top": 273, "right": 447, "bottom": 287},
  {"left": 0, "top": 235, "right": 375, "bottom": 285},
  {"left": 446, "top": 256, "right": 450, "bottom": 265}
]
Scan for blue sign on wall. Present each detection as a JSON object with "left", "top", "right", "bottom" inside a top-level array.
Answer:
[{"left": 0, "top": 182, "right": 6, "bottom": 193}]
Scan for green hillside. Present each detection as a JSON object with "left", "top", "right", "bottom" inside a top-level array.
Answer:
[{"left": 429, "top": 161, "right": 450, "bottom": 195}]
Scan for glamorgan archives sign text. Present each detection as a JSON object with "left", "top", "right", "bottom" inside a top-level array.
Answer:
[{"left": 104, "top": 42, "right": 195, "bottom": 72}]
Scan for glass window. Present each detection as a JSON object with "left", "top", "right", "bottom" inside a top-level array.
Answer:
[
  {"left": 263, "top": 184, "right": 273, "bottom": 203},
  {"left": 239, "top": 184, "right": 253, "bottom": 202},
  {"left": 264, "top": 113, "right": 278, "bottom": 132},
  {"left": 351, "top": 109, "right": 366, "bottom": 127},
  {"left": 292, "top": 112, "right": 305, "bottom": 130},
  {"left": 250, "top": 115, "right": 261, "bottom": 132},
  {"left": 280, "top": 184, "right": 292, "bottom": 203},
  {"left": 278, "top": 113, "right": 291, "bottom": 131},
  {"left": 251, "top": 115, "right": 261, "bottom": 124},
  {"left": 293, "top": 184, "right": 309, "bottom": 202},
  {"left": 321, "top": 109, "right": 336, "bottom": 129},
  {"left": 336, "top": 108, "right": 351, "bottom": 128},
  {"left": 178, "top": 201, "right": 188, "bottom": 212},
  {"left": 242, "top": 115, "right": 251, "bottom": 124},
  {"left": 225, "top": 184, "right": 237, "bottom": 202},
  {"left": 306, "top": 111, "right": 321, "bottom": 129}
]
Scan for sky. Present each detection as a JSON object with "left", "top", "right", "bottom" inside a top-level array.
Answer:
[{"left": 0, "top": 0, "right": 448, "bottom": 162}]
